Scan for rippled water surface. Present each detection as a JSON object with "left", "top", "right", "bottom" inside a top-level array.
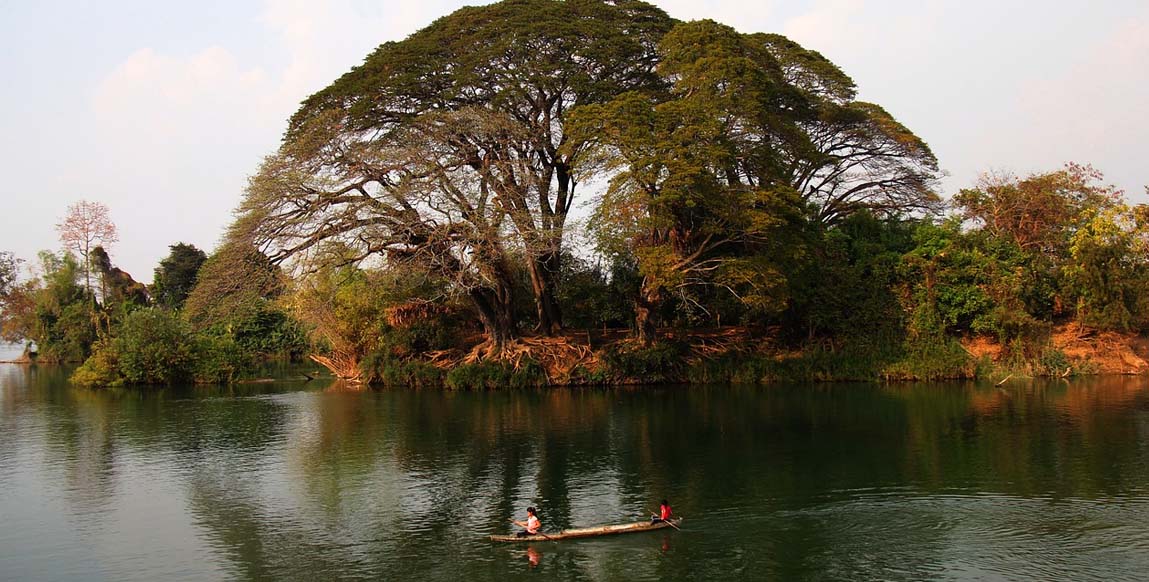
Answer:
[{"left": 2, "top": 364, "right": 1149, "bottom": 581}]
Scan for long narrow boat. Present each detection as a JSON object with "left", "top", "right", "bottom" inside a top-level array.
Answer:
[{"left": 489, "top": 518, "right": 682, "bottom": 543}]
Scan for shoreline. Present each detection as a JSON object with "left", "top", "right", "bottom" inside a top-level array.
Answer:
[
  {"left": 348, "top": 325, "right": 1149, "bottom": 389},
  {"left": 10, "top": 325, "right": 1147, "bottom": 388}
]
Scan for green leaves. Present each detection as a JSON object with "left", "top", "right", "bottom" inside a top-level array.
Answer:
[
  {"left": 567, "top": 19, "right": 810, "bottom": 340},
  {"left": 153, "top": 243, "right": 208, "bottom": 310}
]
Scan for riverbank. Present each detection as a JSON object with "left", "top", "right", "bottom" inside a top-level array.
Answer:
[{"left": 355, "top": 324, "right": 1149, "bottom": 389}]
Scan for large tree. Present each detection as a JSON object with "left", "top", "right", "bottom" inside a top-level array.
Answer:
[
  {"left": 270, "top": 0, "right": 674, "bottom": 337},
  {"left": 239, "top": 108, "right": 525, "bottom": 352}
]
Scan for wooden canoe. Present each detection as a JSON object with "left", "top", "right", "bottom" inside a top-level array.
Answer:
[{"left": 489, "top": 518, "right": 682, "bottom": 543}]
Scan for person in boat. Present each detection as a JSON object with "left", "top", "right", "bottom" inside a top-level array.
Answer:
[
  {"left": 513, "top": 507, "right": 541, "bottom": 537},
  {"left": 651, "top": 499, "right": 672, "bottom": 524}
]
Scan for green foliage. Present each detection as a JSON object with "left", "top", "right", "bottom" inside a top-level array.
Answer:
[
  {"left": 182, "top": 242, "right": 307, "bottom": 359},
  {"left": 568, "top": 364, "right": 611, "bottom": 385},
  {"left": 184, "top": 243, "right": 287, "bottom": 331},
  {"left": 444, "top": 361, "right": 545, "bottom": 390},
  {"left": 688, "top": 343, "right": 906, "bottom": 384},
  {"left": 153, "top": 242, "right": 207, "bottom": 309},
  {"left": 599, "top": 341, "right": 690, "bottom": 383},
  {"left": 897, "top": 219, "right": 1056, "bottom": 356},
  {"left": 292, "top": 262, "right": 459, "bottom": 381},
  {"left": 786, "top": 212, "right": 915, "bottom": 341},
  {"left": 14, "top": 251, "right": 98, "bottom": 362},
  {"left": 752, "top": 33, "right": 941, "bottom": 226},
  {"left": 110, "top": 308, "right": 196, "bottom": 385},
  {"left": 224, "top": 303, "right": 308, "bottom": 357},
  {"left": 373, "top": 359, "right": 446, "bottom": 389},
  {"left": 567, "top": 20, "right": 810, "bottom": 339},
  {"left": 1061, "top": 205, "right": 1149, "bottom": 331},
  {"left": 73, "top": 309, "right": 258, "bottom": 387},
  {"left": 191, "top": 332, "right": 252, "bottom": 384},
  {"left": 555, "top": 253, "right": 637, "bottom": 330},
  {"left": 71, "top": 340, "right": 122, "bottom": 387},
  {"left": 882, "top": 339, "right": 977, "bottom": 381}
]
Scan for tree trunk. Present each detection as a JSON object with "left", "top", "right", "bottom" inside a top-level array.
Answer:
[
  {"left": 527, "top": 251, "right": 563, "bottom": 336},
  {"left": 634, "top": 280, "right": 661, "bottom": 346},
  {"left": 469, "top": 284, "right": 518, "bottom": 356}
]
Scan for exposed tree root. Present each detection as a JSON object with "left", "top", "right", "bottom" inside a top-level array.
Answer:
[
  {"left": 452, "top": 336, "right": 594, "bottom": 383},
  {"left": 385, "top": 301, "right": 450, "bottom": 328},
  {"left": 310, "top": 353, "right": 363, "bottom": 383}
]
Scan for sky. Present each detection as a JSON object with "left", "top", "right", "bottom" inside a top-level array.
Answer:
[{"left": 1, "top": 0, "right": 1147, "bottom": 280}]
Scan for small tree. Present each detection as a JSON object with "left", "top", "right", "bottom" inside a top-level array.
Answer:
[{"left": 56, "top": 201, "right": 118, "bottom": 301}]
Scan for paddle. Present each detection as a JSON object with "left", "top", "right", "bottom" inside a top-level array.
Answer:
[{"left": 508, "top": 518, "right": 556, "bottom": 542}]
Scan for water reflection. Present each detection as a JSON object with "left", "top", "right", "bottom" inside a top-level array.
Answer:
[{"left": 2, "top": 369, "right": 1149, "bottom": 580}]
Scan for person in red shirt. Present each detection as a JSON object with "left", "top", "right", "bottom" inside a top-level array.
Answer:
[
  {"left": 514, "top": 507, "right": 541, "bottom": 537},
  {"left": 652, "top": 499, "right": 672, "bottom": 523}
]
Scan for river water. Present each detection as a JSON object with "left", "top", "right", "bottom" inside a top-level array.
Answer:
[{"left": 2, "top": 364, "right": 1148, "bottom": 581}]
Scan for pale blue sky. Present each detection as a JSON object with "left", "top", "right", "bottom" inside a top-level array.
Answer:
[{"left": 1, "top": 0, "right": 1146, "bottom": 279}]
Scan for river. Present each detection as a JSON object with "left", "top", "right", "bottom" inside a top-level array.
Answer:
[{"left": 1, "top": 364, "right": 1148, "bottom": 581}]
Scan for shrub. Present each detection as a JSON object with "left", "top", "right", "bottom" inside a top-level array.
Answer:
[
  {"left": 114, "top": 309, "right": 196, "bottom": 384},
  {"left": 193, "top": 332, "right": 252, "bottom": 384},
  {"left": 365, "top": 354, "right": 446, "bottom": 388},
  {"left": 71, "top": 308, "right": 197, "bottom": 387},
  {"left": 599, "top": 341, "right": 690, "bottom": 383},
  {"left": 444, "top": 361, "right": 545, "bottom": 390},
  {"left": 882, "top": 338, "right": 975, "bottom": 381},
  {"left": 71, "top": 340, "right": 123, "bottom": 387}
]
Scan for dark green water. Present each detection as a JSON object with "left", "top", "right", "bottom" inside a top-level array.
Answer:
[{"left": 2, "top": 364, "right": 1149, "bottom": 581}]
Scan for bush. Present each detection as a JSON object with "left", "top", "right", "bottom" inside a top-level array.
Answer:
[
  {"left": 226, "top": 304, "right": 309, "bottom": 357},
  {"left": 444, "top": 361, "right": 545, "bottom": 390},
  {"left": 71, "top": 340, "right": 123, "bottom": 387},
  {"left": 363, "top": 354, "right": 446, "bottom": 388},
  {"left": 193, "top": 332, "right": 252, "bottom": 384},
  {"left": 599, "top": 341, "right": 690, "bottom": 383},
  {"left": 114, "top": 309, "right": 196, "bottom": 384},
  {"left": 73, "top": 308, "right": 222, "bottom": 387},
  {"left": 882, "top": 338, "right": 976, "bottom": 381},
  {"left": 688, "top": 342, "right": 905, "bottom": 384}
]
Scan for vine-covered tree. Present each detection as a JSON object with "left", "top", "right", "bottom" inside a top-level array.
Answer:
[
  {"left": 153, "top": 243, "right": 208, "bottom": 309},
  {"left": 90, "top": 246, "right": 149, "bottom": 310},
  {"left": 248, "top": 0, "right": 674, "bottom": 342}
]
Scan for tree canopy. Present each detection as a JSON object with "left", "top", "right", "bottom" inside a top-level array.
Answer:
[
  {"left": 244, "top": 0, "right": 675, "bottom": 343},
  {"left": 230, "top": 0, "right": 945, "bottom": 355},
  {"left": 567, "top": 20, "right": 804, "bottom": 342},
  {"left": 153, "top": 243, "right": 208, "bottom": 309}
]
